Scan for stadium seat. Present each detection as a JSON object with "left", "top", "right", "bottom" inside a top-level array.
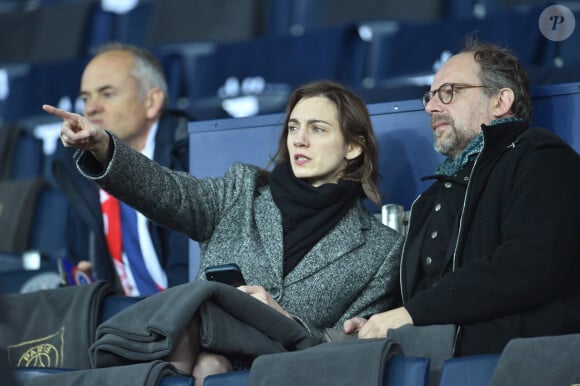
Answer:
[
  {"left": 10, "top": 128, "right": 45, "bottom": 180},
  {"left": 438, "top": 354, "right": 500, "bottom": 386},
  {"left": 0, "top": 183, "right": 68, "bottom": 293},
  {"left": 530, "top": 81, "right": 580, "bottom": 153},
  {"left": 0, "top": 59, "right": 85, "bottom": 126},
  {"left": 182, "top": 24, "right": 366, "bottom": 119},
  {"left": 358, "top": 3, "right": 556, "bottom": 92},
  {"left": 204, "top": 369, "right": 250, "bottom": 386},
  {"left": 384, "top": 356, "right": 431, "bottom": 386},
  {"left": 203, "top": 356, "right": 430, "bottom": 386},
  {"left": 266, "top": 0, "right": 444, "bottom": 36},
  {"left": 0, "top": 125, "right": 44, "bottom": 180},
  {"left": 27, "top": 186, "right": 69, "bottom": 262},
  {"left": 357, "top": 18, "right": 464, "bottom": 89},
  {"left": 98, "top": 294, "right": 144, "bottom": 323},
  {"left": 84, "top": 0, "right": 154, "bottom": 52}
]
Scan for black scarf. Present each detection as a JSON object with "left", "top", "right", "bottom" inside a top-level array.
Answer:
[{"left": 269, "top": 162, "right": 362, "bottom": 276}]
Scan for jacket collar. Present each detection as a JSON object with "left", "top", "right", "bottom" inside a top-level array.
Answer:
[{"left": 480, "top": 119, "right": 527, "bottom": 157}]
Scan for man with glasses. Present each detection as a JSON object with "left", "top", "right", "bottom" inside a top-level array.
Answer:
[{"left": 343, "top": 38, "right": 580, "bottom": 357}]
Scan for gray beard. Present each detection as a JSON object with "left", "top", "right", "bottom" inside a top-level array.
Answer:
[{"left": 434, "top": 123, "right": 474, "bottom": 158}]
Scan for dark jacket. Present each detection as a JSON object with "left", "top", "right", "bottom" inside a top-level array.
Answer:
[
  {"left": 52, "top": 111, "right": 190, "bottom": 293},
  {"left": 402, "top": 121, "right": 580, "bottom": 356}
]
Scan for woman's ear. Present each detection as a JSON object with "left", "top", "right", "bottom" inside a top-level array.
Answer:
[
  {"left": 345, "top": 142, "right": 363, "bottom": 160},
  {"left": 145, "top": 87, "right": 165, "bottom": 120},
  {"left": 491, "top": 88, "right": 515, "bottom": 118}
]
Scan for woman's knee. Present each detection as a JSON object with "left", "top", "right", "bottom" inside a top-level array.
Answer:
[{"left": 193, "top": 352, "right": 233, "bottom": 383}]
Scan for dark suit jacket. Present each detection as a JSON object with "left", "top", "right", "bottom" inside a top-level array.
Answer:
[{"left": 51, "top": 110, "right": 190, "bottom": 294}]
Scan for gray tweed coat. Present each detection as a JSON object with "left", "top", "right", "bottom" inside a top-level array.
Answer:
[{"left": 76, "top": 135, "right": 403, "bottom": 343}]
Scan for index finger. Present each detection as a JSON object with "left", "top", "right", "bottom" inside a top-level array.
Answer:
[{"left": 42, "top": 104, "right": 79, "bottom": 121}]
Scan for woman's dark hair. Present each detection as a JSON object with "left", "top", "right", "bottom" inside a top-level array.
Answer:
[
  {"left": 463, "top": 36, "right": 532, "bottom": 126},
  {"left": 272, "top": 80, "right": 381, "bottom": 206}
]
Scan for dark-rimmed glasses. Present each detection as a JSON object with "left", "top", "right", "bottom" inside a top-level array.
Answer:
[{"left": 421, "top": 83, "right": 492, "bottom": 108}]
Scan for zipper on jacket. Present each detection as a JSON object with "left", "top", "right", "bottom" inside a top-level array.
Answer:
[{"left": 450, "top": 136, "right": 519, "bottom": 354}]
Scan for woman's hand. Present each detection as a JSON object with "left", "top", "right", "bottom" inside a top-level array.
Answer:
[
  {"left": 343, "top": 316, "right": 368, "bottom": 335},
  {"left": 42, "top": 104, "right": 111, "bottom": 165},
  {"left": 237, "top": 285, "right": 293, "bottom": 319}
]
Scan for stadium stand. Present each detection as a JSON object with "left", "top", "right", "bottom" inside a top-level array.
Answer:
[{"left": 0, "top": 1, "right": 579, "bottom": 385}]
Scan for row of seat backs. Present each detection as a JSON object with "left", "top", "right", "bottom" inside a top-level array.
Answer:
[
  {"left": 0, "top": 0, "right": 526, "bottom": 64},
  {"left": 203, "top": 354, "right": 501, "bottom": 386},
  {"left": 3, "top": 2, "right": 579, "bottom": 125}
]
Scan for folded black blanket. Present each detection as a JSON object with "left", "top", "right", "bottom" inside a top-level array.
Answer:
[
  {"left": 0, "top": 281, "right": 112, "bottom": 370},
  {"left": 91, "top": 280, "right": 312, "bottom": 368},
  {"left": 489, "top": 333, "right": 580, "bottom": 386},
  {"left": 248, "top": 338, "right": 401, "bottom": 386},
  {"left": 26, "top": 360, "right": 178, "bottom": 386}
]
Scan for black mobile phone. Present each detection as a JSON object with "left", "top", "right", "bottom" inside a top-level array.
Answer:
[{"left": 204, "top": 263, "right": 246, "bottom": 287}]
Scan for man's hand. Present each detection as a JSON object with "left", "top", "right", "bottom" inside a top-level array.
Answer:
[
  {"left": 237, "top": 285, "right": 292, "bottom": 319},
  {"left": 42, "top": 104, "right": 111, "bottom": 165},
  {"left": 77, "top": 260, "right": 93, "bottom": 275},
  {"left": 345, "top": 307, "right": 414, "bottom": 339}
]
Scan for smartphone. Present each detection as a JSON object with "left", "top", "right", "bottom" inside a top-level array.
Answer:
[
  {"left": 205, "top": 263, "right": 246, "bottom": 287},
  {"left": 58, "top": 257, "right": 95, "bottom": 286}
]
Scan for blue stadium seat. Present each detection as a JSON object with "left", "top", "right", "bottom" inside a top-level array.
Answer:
[
  {"left": 438, "top": 354, "right": 500, "bottom": 386},
  {"left": 84, "top": 1, "right": 154, "bottom": 52},
  {"left": 455, "top": 4, "right": 556, "bottom": 68},
  {"left": 358, "top": 19, "right": 464, "bottom": 89},
  {"left": 266, "top": 0, "right": 444, "bottom": 36},
  {"left": 530, "top": 81, "right": 580, "bottom": 153},
  {"left": 182, "top": 24, "right": 366, "bottom": 119},
  {"left": 0, "top": 59, "right": 85, "bottom": 125},
  {"left": 204, "top": 369, "right": 250, "bottom": 386},
  {"left": 27, "top": 186, "right": 69, "bottom": 262},
  {"left": 203, "top": 356, "right": 430, "bottom": 386},
  {"left": 0, "top": 267, "right": 60, "bottom": 293},
  {"left": 11, "top": 129, "right": 44, "bottom": 180},
  {"left": 99, "top": 295, "right": 144, "bottom": 324},
  {"left": 384, "top": 356, "right": 430, "bottom": 386},
  {"left": 358, "top": 3, "right": 557, "bottom": 91},
  {"left": 0, "top": 125, "right": 44, "bottom": 180},
  {"left": 12, "top": 367, "right": 194, "bottom": 386},
  {"left": 0, "top": 184, "right": 68, "bottom": 294}
]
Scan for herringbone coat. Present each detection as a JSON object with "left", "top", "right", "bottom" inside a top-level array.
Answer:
[{"left": 77, "top": 135, "right": 403, "bottom": 343}]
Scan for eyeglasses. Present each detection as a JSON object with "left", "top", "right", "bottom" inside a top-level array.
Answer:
[{"left": 421, "top": 83, "right": 492, "bottom": 108}]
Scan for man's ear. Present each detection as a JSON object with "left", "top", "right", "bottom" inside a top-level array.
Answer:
[
  {"left": 145, "top": 87, "right": 165, "bottom": 119},
  {"left": 491, "top": 88, "right": 515, "bottom": 118}
]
